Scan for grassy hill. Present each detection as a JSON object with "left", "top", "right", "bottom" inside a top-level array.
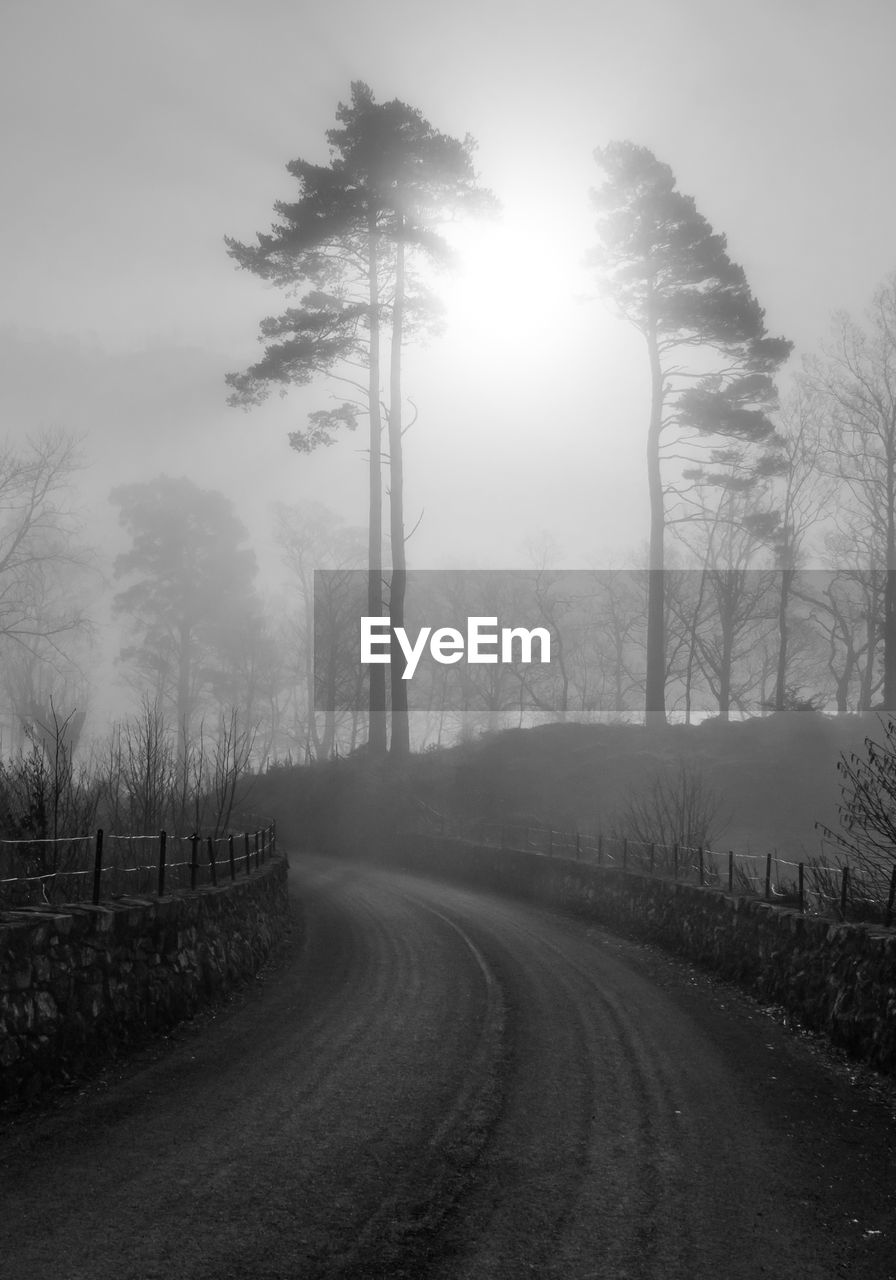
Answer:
[
  {"left": 441, "top": 713, "right": 894, "bottom": 859},
  {"left": 454, "top": 715, "right": 864, "bottom": 857},
  {"left": 253, "top": 712, "right": 892, "bottom": 864}
]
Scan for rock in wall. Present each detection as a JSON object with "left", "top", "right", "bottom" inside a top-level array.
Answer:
[{"left": 0, "top": 857, "right": 290, "bottom": 1102}]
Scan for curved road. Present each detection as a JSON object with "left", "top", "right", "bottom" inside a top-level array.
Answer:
[{"left": 1, "top": 853, "right": 894, "bottom": 1278}]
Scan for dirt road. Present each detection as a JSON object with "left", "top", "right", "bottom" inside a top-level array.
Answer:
[{"left": 1, "top": 854, "right": 894, "bottom": 1278}]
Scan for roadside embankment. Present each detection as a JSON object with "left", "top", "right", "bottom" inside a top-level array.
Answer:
[
  {"left": 393, "top": 835, "right": 896, "bottom": 1073},
  {"left": 0, "top": 856, "right": 290, "bottom": 1102}
]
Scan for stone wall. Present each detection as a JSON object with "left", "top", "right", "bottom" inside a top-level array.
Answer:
[
  {"left": 395, "top": 836, "right": 896, "bottom": 1074},
  {"left": 0, "top": 856, "right": 290, "bottom": 1102}
]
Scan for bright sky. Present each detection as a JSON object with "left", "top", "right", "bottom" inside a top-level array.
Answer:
[{"left": 2, "top": 0, "right": 895, "bottom": 580}]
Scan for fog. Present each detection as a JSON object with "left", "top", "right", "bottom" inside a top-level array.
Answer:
[{"left": 2, "top": 0, "right": 896, "bottom": 751}]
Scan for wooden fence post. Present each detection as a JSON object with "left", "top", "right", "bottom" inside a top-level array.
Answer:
[
  {"left": 698, "top": 845, "right": 704, "bottom": 887},
  {"left": 207, "top": 836, "right": 217, "bottom": 887},
  {"left": 190, "top": 833, "right": 199, "bottom": 889},
  {"left": 244, "top": 831, "right": 251, "bottom": 876},
  {"left": 798, "top": 862, "right": 804, "bottom": 914},
  {"left": 92, "top": 829, "right": 104, "bottom": 905},
  {"left": 728, "top": 851, "right": 734, "bottom": 893},
  {"left": 254, "top": 830, "right": 260, "bottom": 869},
  {"left": 228, "top": 833, "right": 236, "bottom": 881},
  {"left": 840, "top": 865, "right": 849, "bottom": 920},
  {"left": 157, "top": 830, "right": 167, "bottom": 897},
  {"left": 622, "top": 837, "right": 628, "bottom": 870},
  {"left": 764, "top": 853, "right": 772, "bottom": 901}
]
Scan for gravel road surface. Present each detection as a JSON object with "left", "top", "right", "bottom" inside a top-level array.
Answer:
[{"left": 1, "top": 853, "right": 894, "bottom": 1278}]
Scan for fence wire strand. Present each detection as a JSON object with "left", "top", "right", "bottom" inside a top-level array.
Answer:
[
  {"left": 413, "top": 813, "right": 893, "bottom": 925},
  {"left": 0, "top": 822, "right": 276, "bottom": 908}
]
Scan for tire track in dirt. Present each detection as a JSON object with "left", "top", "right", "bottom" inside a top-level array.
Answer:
[
  {"left": 0, "top": 860, "right": 504, "bottom": 1279},
  {"left": 1, "top": 856, "right": 894, "bottom": 1279},
  {"left": 395, "top": 876, "right": 896, "bottom": 1280}
]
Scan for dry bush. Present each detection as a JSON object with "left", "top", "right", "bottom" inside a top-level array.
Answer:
[
  {"left": 610, "top": 758, "right": 730, "bottom": 861},
  {"left": 93, "top": 698, "right": 257, "bottom": 838},
  {"left": 816, "top": 716, "right": 896, "bottom": 901}
]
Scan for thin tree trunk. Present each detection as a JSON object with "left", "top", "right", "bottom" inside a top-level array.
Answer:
[
  {"left": 885, "top": 443, "right": 896, "bottom": 709},
  {"left": 718, "top": 619, "right": 733, "bottom": 720},
  {"left": 860, "top": 602, "right": 877, "bottom": 713},
  {"left": 367, "top": 212, "right": 387, "bottom": 757},
  {"left": 774, "top": 564, "right": 795, "bottom": 711},
  {"left": 886, "top": 570, "right": 896, "bottom": 708},
  {"left": 176, "top": 620, "right": 192, "bottom": 767},
  {"left": 645, "top": 312, "right": 667, "bottom": 727},
  {"left": 389, "top": 225, "right": 410, "bottom": 758},
  {"left": 684, "top": 570, "right": 709, "bottom": 725},
  {"left": 886, "top": 486, "right": 896, "bottom": 704}
]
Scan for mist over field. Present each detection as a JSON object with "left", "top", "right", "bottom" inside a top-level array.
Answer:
[{"left": 2, "top": 0, "right": 896, "bottom": 888}]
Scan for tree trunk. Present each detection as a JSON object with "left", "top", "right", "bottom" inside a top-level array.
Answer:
[
  {"left": 389, "top": 226, "right": 410, "bottom": 759},
  {"left": 718, "top": 622, "right": 733, "bottom": 721},
  {"left": 885, "top": 570, "right": 896, "bottom": 709},
  {"left": 645, "top": 315, "right": 667, "bottom": 726},
  {"left": 885, "top": 448, "right": 896, "bottom": 709},
  {"left": 319, "top": 648, "right": 336, "bottom": 761},
  {"left": 367, "top": 213, "right": 387, "bottom": 757},
  {"left": 860, "top": 585, "right": 878, "bottom": 713},
  {"left": 773, "top": 565, "right": 795, "bottom": 711},
  {"left": 176, "top": 620, "right": 192, "bottom": 767},
  {"left": 684, "top": 570, "right": 708, "bottom": 725}
]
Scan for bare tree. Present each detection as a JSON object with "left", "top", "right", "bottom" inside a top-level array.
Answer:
[
  {"left": 611, "top": 758, "right": 730, "bottom": 857},
  {"left": 0, "top": 429, "right": 89, "bottom": 656},
  {"left": 794, "top": 567, "right": 879, "bottom": 714},
  {"left": 807, "top": 275, "right": 896, "bottom": 705},
  {"left": 769, "top": 385, "right": 831, "bottom": 709},
  {"left": 817, "top": 716, "right": 896, "bottom": 896},
  {"left": 672, "top": 472, "right": 780, "bottom": 720},
  {"left": 93, "top": 697, "right": 257, "bottom": 838},
  {"left": 276, "top": 501, "right": 367, "bottom": 760},
  {"left": 586, "top": 569, "right": 647, "bottom": 719}
]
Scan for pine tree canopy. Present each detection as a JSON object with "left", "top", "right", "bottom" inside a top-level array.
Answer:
[
  {"left": 225, "top": 82, "right": 496, "bottom": 416},
  {"left": 590, "top": 141, "right": 792, "bottom": 367}
]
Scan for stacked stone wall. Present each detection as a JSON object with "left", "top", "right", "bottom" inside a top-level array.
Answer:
[{"left": 0, "top": 857, "right": 289, "bottom": 1101}]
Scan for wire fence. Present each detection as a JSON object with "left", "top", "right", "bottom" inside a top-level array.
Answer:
[
  {"left": 0, "top": 820, "right": 278, "bottom": 909},
  {"left": 410, "top": 808, "right": 896, "bottom": 927}
]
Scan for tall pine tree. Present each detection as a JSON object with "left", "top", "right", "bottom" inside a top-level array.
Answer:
[
  {"left": 588, "top": 142, "right": 791, "bottom": 724},
  {"left": 226, "top": 83, "right": 494, "bottom": 757}
]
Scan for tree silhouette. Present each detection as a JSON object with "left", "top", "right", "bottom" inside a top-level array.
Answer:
[
  {"left": 111, "top": 476, "right": 258, "bottom": 756},
  {"left": 807, "top": 274, "right": 896, "bottom": 708},
  {"left": 588, "top": 142, "right": 791, "bottom": 724},
  {"left": 226, "top": 82, "right": 494, "bottom": 756}
]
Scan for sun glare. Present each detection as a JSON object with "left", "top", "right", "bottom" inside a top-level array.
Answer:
[{"left": 437, "top": 212, "right": 592, "bottom": 356}]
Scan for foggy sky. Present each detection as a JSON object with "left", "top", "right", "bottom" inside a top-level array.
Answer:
[{"left": 2, "top": 0, "right": 895, "bottom": 580}]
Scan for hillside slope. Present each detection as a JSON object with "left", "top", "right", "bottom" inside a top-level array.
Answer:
[{"left": 418, "top": 713, "right": 883, "bottom": 859}]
